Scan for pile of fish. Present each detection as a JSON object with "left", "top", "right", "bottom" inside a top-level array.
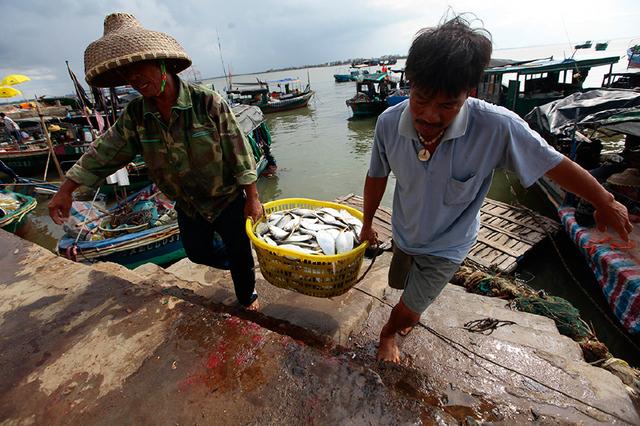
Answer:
[{"left": 254, "top": 206, "right": 363, "bottom": 256}]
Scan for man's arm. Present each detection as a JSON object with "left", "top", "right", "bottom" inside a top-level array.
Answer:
[
  {"left": 359, "top": 174, "right": 388, "bottom": 244},
  {"left": 242, "top": 182, "right": 262, "bottom": 222},
  {"left": 545, "top": 157, "right": 633, "bottom": 240},
  {"left": 214, "top": 95, "right": 261, "bottom": 221}
]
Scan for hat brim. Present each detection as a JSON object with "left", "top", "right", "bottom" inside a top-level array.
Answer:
[{"left": 86, "top": 55, "right": 191, "bottom": 87}]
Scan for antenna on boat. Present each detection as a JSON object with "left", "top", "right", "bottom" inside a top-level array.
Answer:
[{"left": 216, "top": 29, "right": 230, "bottom": 89}]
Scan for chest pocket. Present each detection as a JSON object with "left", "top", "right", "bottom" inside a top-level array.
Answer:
[
  {"left": 444, "top": 173, "right": 483, "bottom": 205},
  {"left": 188, "top": 124, "right": 221, "bottom": 168}
]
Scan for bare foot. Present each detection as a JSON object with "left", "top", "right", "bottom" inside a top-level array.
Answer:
[
  {"left": 377, "top": 334, "right": 401, "bottom": 363},
  {"left": 398, "top": 325, "right": 414, "bottom": 337},
  {"left": 243, "top": 299, "right": 260, "bottom": 311}
]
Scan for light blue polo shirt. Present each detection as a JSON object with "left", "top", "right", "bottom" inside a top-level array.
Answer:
[{"left": 368, "top": 98, "right": 564, "bottom": 263}]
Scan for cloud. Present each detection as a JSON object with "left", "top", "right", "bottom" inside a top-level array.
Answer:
[{"left": 0, "top": 0, "right": 637, "bottom": 97}]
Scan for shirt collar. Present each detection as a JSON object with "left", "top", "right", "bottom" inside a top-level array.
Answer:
[
  {"left": 142, "top": 77, "right": 193, "bottom": 117},
  {"left": 398, "top": 98, "right": 470, "bottom": 142}
]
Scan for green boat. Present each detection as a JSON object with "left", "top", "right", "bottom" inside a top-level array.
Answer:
[
  {"left": 346, "top": 73, "right": 398, "bottom": 118},
  {"left": 0, "top": 190, "right": 37, "bottom": 233},
  {"left": 477, "top": 56, "right": 620, "bottom": 117}
]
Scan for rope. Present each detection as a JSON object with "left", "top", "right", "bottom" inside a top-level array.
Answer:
[
  {"left": 463, "top": 318, "right": 516, "bottom": 335},
  {"left": 353, "top": 286, "right": 635, "bottom": 425},
  {"left": 355, "top": 245, "right": 379, "bottom": 284}
]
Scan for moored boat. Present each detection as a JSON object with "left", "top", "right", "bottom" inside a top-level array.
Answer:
[
  {"left": 346, "top": 73, "right": 397, "bottom": 118},
  {"left": 477, "top": 56, "right": 620, "bottom": 117},
  {"left": 227, "top": 78, "right": 314, "bottom": 113},
  {"left": 524, "top": 89, "right": 640, "bottom": 333},
  {"left": 333, "top": 68, "right": 370, "bottom": 83},
  {"left": 57, "top": 185, "right": 210, "bottom": 269},
  {"left": 0, "top": 190, "right": 37, "bottom": 233}
]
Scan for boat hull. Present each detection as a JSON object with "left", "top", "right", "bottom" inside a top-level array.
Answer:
[
  {"left": 347, "top": 101, "right": 388, "bottom": 118},
  {"left": 261, "top": 91, "right": 314, "bottom": 114},
  {"left": 0, "top": 191, "right": 37, "bottom": 233},
  {"left": 0, "top": 143, "right": 91, "bottom": 176}
]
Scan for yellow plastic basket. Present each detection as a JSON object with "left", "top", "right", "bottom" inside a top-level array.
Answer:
[{"left": 245, "top": 198, "right": 368, "bottom": 298}]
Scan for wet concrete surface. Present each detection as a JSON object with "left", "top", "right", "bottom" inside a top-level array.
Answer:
[
  {"left": 1, "top": 229, "right": 639, "bottom": 424},
  {"left": 349, "top": 288, "right": 640, "bottom": 424}
]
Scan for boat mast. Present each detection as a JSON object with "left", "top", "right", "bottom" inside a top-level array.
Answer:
[{"left": 216, "top": 29, "right": 230, "bottom": 89}]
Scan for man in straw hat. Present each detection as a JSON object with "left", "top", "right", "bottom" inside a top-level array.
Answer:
[
  {"left": 48, "top": 13, "right": 261, "bottom": 310},
  {"left": 359, "top": 14, "right": 633, "bottom": 362}
]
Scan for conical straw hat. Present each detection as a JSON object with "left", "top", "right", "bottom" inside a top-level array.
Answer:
[{"left": 84, "top": 13, "right": 191, "bottom": 87}]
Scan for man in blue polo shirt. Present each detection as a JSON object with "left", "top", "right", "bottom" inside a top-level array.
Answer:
[{"left": 360, "top": 16, "right": 633, "bottom": 362}]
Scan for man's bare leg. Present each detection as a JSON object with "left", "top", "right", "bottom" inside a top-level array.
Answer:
[{"left": 378, "top": 299, "right": 420, "bottom": 363}]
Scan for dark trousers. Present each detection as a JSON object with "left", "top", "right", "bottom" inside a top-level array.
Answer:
[{"left": 176, "top": 193, "right": 256, "bottom": 306}]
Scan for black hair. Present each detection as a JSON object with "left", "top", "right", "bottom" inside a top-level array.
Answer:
[
  {"left": 405, "top": 14, "right": 492, "bottom": 97},
  {"left": 0, "top": 113, "right": 5, "bottom": 117}
]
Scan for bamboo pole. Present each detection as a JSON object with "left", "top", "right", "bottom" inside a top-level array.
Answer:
[
  {"left": 33, "top": 96, "right": 64, "bottom": 180},
  {"left": 43, "top": 150, "right": 51, "bottom": 180}
]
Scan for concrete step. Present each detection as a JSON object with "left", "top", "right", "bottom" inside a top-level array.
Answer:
[
  {"left": 352, "top": 291, "right": 640, "bottom": 425},
  {"left": 373, "top": 284, "right": 583, "bottom": 361},
  {"left": 436, "top": 286, "right": 561, "bottom": 334},
  {"left": 423, "top": 304, "right": 584, "bottom": 362},
  {"left": 383, "top": 284, "right": 561, "bottom": 335},
  {"left": 155, "top": 255, "right": 392, "bottom": 345}
]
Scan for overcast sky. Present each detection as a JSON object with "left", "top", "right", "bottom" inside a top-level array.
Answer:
[{"left": 1, "top": 0, "right": 638, "bottom": 97}]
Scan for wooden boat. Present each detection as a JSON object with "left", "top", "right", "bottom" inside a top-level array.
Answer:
[
  {"left": 333, "top": 68, "right": 370, "bottom": 83},
  {"left": 386, "top": 69, "right": 409, "bottom": 107},
  {"left": 227, "top": 78, "right": 314, "bottom": 113},
  {"left": 57, "top": 185, "right": 208, "bottom": 269},
  {"left": 524, "top": 91, "right": 640, "bottom": 333},
  {"left": 346, "top": 73, "right": 397, "bottom": 118},
  {"left": 0, "top": 190, "right": 37, "bottom": 233},
  {"left": 477, "top": 56, "right": 620, "bottom": 117},
  {"left": 574, "top": 40, "right": 592, "bottom": 49}
]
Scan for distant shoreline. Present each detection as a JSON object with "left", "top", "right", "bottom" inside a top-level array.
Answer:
[{"left": 202, "top": 56, "right": 408, "bottom": 82}]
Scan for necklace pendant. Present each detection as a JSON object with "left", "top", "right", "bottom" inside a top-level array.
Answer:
[{"left": 418, "top": 148, "right": 430, "bottom": 162}]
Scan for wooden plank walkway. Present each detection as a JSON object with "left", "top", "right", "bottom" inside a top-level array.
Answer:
[{"left": 335, "top": 194, "right": 559, "bottom": 274}]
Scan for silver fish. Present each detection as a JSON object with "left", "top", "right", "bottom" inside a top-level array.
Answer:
[
  {"left": 316, "top": 229, "right": 336, "bottom": 255},
  {"left": 283, "top": 234, "right": 313, "bottom": 243},
  {"left": 335, "top": 230, "right": 355, "bottom": 254},
  {"left": 268, "top": 224, "right": 289, "bottom": 240},
  {"left": 263, "top": 235, "right": 278, "bottom": 246}
]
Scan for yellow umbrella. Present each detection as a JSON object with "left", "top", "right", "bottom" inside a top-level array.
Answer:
[
  {"left": 0, "top": 86, "right": 22, "bottom": 98},
  {"left": 1, "top": 74, "right": 30, "bottom": 86}
]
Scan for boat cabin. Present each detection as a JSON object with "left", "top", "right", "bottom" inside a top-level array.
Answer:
[
  {"left": 477, "top": 56, "right": 620, "bottom": 116},
  {"left": 602, "top": 70, "right": 640, "bottom": 89},
  {"left": 226, "top": 85, "right": 269, "bottom": 107}
]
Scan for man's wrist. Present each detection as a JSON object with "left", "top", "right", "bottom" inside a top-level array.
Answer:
[{"left": 592, "top": 190, "right": 615, "bottom": 209}]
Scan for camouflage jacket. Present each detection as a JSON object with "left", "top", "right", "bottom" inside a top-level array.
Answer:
[{"left": 66, "top": 78, "right": 257, "bottom": 221}]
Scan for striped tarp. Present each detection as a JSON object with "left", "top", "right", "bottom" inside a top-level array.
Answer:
[{"left": 559, "top": 207, "right": 640, "bottom": 334}]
